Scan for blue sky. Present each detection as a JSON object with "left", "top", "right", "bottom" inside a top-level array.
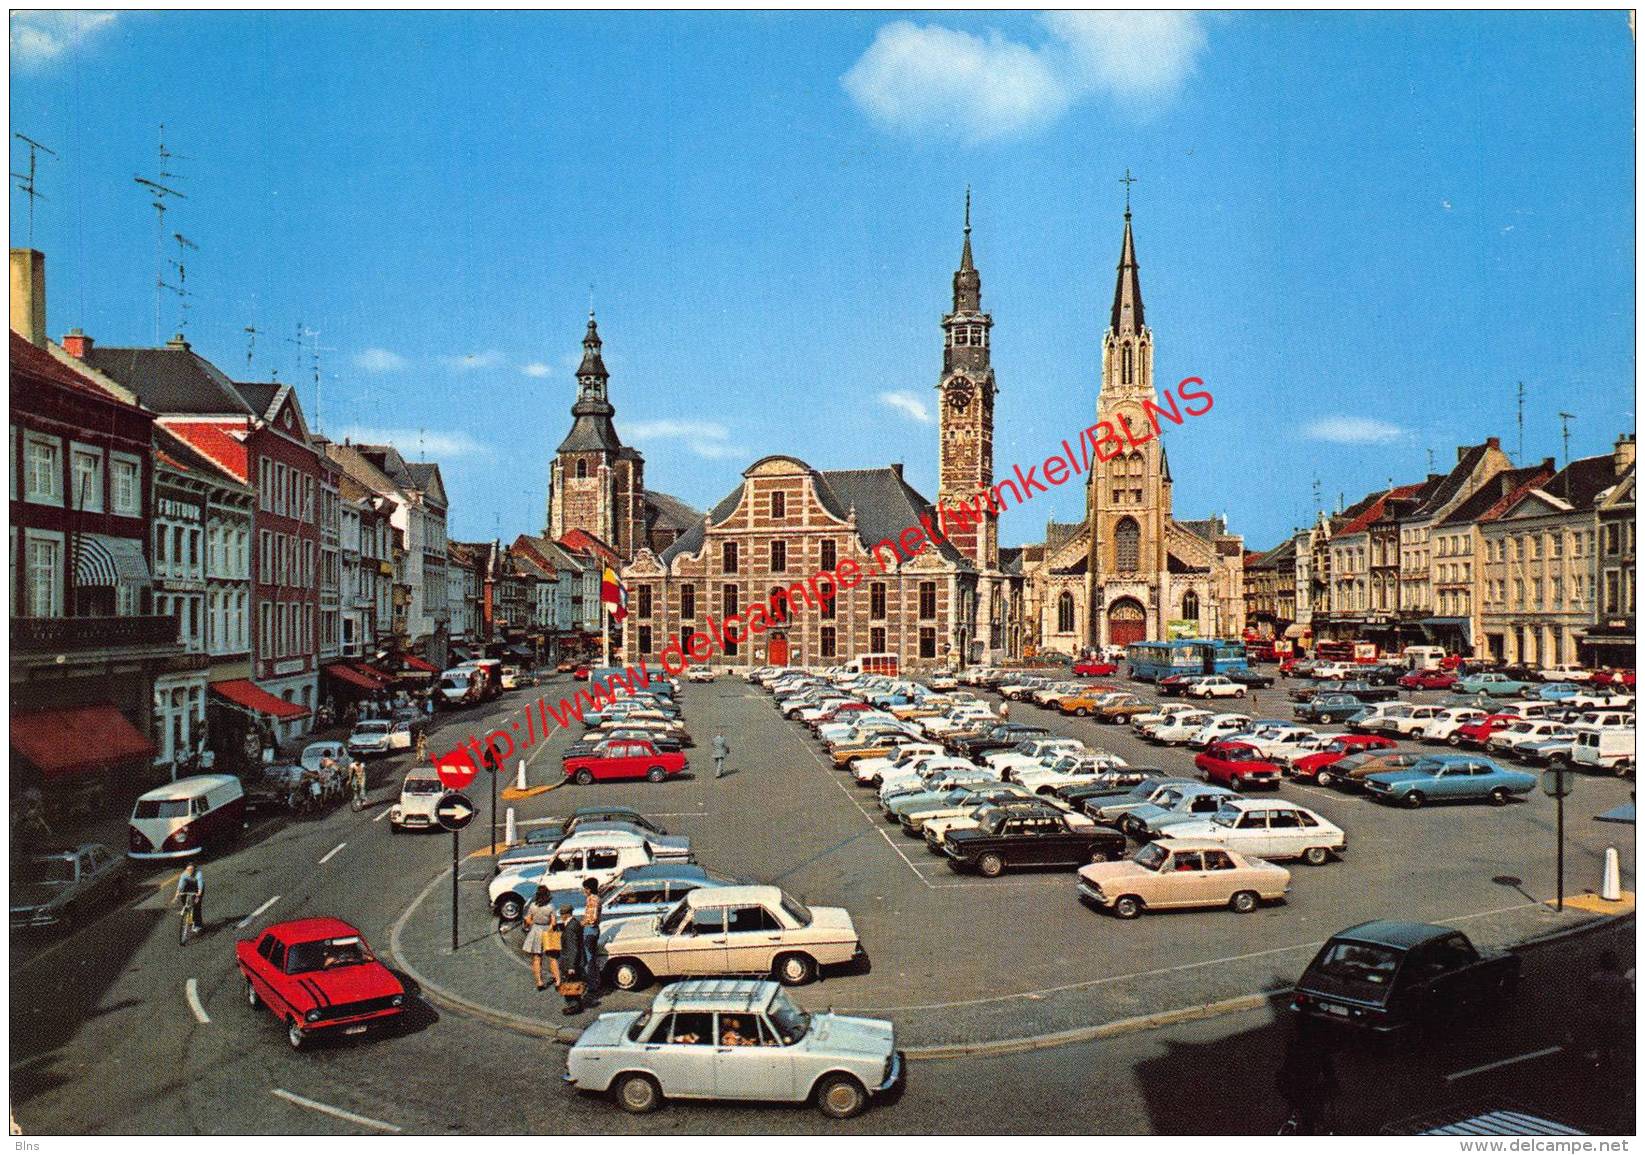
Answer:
[{"left": 10, "top": 11, "right": 1635, "bottom": 548}]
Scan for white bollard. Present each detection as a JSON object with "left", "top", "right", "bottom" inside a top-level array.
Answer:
[
  {"left": 516, "top": 758, "right": 527, "bottom": 792},
  {"left": 1601, "top": 846, "right": 1623, "bottom": 901},
  {"left": 505, "top": 807, "right": 517, "bottom": 847}
]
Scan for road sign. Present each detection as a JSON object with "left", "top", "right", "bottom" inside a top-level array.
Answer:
[
  {"left": 434, "top": 748, "right": 478, "bottom": 791},
  {"left": 1541, "top": 768, "right": 1575, "bottom": 798},
  {"left": 435, "top": 791, "right": 476, "bottom": 832}
]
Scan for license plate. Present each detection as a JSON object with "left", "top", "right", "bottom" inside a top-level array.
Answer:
[
  {"left": 343, "top": 1024, "right": 369, "bottom": 1035},
  {"left": 1321, "top": 1002, "right": 1350, "bottom": 1017}
]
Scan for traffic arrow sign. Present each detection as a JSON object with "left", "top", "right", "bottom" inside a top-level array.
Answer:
[
  {"left": 435, "top": 791, "right": 476, "bottom": 832},
  {"left": 434, "top": 747, "right": 478, "bottom": 791}
]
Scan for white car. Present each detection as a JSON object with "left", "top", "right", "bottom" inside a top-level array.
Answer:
[
  {"left": 1488, "top": 719, "right": 1573, "bottom": 756},
  {"left": 1382, "top": 704, "right": 1448, "bottom": 737},
  {"left": 1310, "top": 662, "right": 1356, "bottom": 681},
  {"left": 1012, "top": 754, "right": 1128, "bottom": 795},
  {"left": 851, "top": 743, "right": 946, "bottom": 787},
  {"left": 926, "top": 673, "right": 958, "bottom": 691},
  {"left": 685, "top": 666, "right": 717, "bottom": 683},
  {"left": 1419, "top": 707, "right": 1488, "bottom": 744},
  {"left": 876, "top": 756, "right": 985, "bottom": 800},
  {"left": 1350, "top": 703, "right": 1413, "bottom": 733},
  {"left": 1162, "top": 798, "right": 1346, "bottom": 865},
  {"left": 1571, "top": 726, "right": 1636, "bottom": 775},
  {"left": 1237, "top": 728, "right": 1320, "bottom": 759},
  {"left": 983, "top": 737, "right": 1089, "bottom": 776},
  {"left": 1278, "top": 732, "right": 1350, "bottom": 766},
  {"left": 1187, "top": 714, "right": 1254, "bottom": 749},
  {"left": 299, "top": 741, "right": 349, "bottom": 773},
  {"left": 918, "top": 706, "right": 996, "bottom": 737},
  {"left": 1184, "top": 676, "right": 1247, "bottom": 700},
  {"left": 1538, "top": 663, "right": 1594, "bottom": 683},
  {"left": 487, "top": 831, "right": 672, "bottom": 914},
  {"left": 346, "top": 718, "right": 415, "bottom": 757},
  {"left": 1131, "top": 703, "right": 1205, "bottom": 731},
  {"left": 387, "top": 768, "right": 444, "bottom": 832},
  {"left": 1143, "top": 710, "right": 1215, "bottom": 743},
  {"left": 1031, "top": 682, "right": 1089, "bottom": 708},
  {"left": 817, "top": 714, "right": 895, "bottom": 746}
]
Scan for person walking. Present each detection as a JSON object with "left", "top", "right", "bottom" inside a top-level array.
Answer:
[
  {"left": 581, "top": 877, "right": 603, "bottom": 992},
  {"left": 348, "top": 758, "right": 368, "bottom": 809},
  {"left": 175, "top": 862, "right": 205, "bottom": 933},
  {"left": 712, "top": 733, "right": 730, "bottom": 779},
  {"left": 521, "top": 886, "right": 559, "bottom": 992},
  {"left": 999, "top": 700, "right": 1011, "bottom": 723},
  {"left": 557, "top": 905, "right": 587, "bottom": 1015},
  {"left": 415, "top": 731, "right": 429, "bottom": 763}
]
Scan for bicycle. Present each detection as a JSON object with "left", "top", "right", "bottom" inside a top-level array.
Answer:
[{"left": 178, "top": 895, "right": 200, "bottom": 945}]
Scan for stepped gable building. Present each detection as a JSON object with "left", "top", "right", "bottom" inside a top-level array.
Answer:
[
  {"left": 621, "top": 205, "right": 1024, "bottom": 670},
  {"left": 545, "top": 313, "right": 700, "bottom": 559},
  {"left": 1028, "top": 207, "right": 1244, "bottom": 655}
]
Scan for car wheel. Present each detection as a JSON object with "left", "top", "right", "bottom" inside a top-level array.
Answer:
[
  {"left": 496, "top": 894, "right": 525, "bottom": 923},
  {"left": 1230, "top": 890, "right": 1259, "bottom": 914},
  {"left": 646, "top": 766, "right": 667, "bottom": 783},
  {"left": 1319, "top": 714, "right": 1335, "bottom": 724},
  {"left": 1231, "top": 775, "right": 1245, "bottom": 791},
  {"left": 1315, "top": 771, "right": 1335, "bottom": 789},
  {"left": 815, "top": 1073, "right": 868, "bottom": 1119},
  {"left": 574, "top": 769, "right": 594, "bottom": 785},
  {"left": 609, "top": 958, "right": 651, "bottom": 992},
  {"left": 1488, "top": 787, "right": 1510, "bottom": 806},
  {"left": 246, "top": 978, "right": 260, "bottom": 1009},
  {"left": 775, "top": 952, "right": 817, "bottom": 986},
  {"left": 1075, "top": 707, "right": 1089, "bottom": 717},
  {"left": 613, "top": 1072, "right": 663, "bottom": 1114},
  {"left": 1447, "top": 734, "right": 1463, "bottom": 747},
  {"left": 976, "top": 852, "right": 1005, "bottom": 878},
  {"left": 1616, "top": 760, "right": 1635, "bottom": 779},
  {"left": 1112, "top": 895, "right": 1143, "bottom": 919},
  {"left": 1302, "top": 846, "right": 1330, "bottom": 866},
  {"left": 287, "top": 1021, "right": 307, "bottom": 1051},
  {"left": 1402, "top": 791, "right": 1425, "bottom": 809}
]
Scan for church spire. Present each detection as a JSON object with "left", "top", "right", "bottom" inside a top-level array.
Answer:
[
  {"left": 1109, "top": 208, "right": 1145, "bottom": 336},
  {"left": 577, "top": 312, "right": 609, "bottom": 394},
  {"left": 953, "top": 188, "right": 981, "bottom": 313}
]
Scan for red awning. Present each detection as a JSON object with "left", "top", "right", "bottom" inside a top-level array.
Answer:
[
  {"left": 211, "top": 678, "right": 311, "bottom": 720},
  {"left": 402, "top": 655, "right": 439, "bottom": 674},
  {"left": 356, "top": 663, "right": 395, "bottom": 684},
  {"left": 323, "top": 663, "right": 381, "bottom": 691},
  {"left": 11, "top": 704, "right": 157, "bottom": 780}
]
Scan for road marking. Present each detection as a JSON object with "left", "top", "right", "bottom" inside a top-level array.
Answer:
[
  {"left": 1445, "top": 1045, "right": 1564, "bottom": 1082},
  {"left": 373, "top": 806, "right": 393, "bottom": 822},
  {"left": 237, "top": 895, "right": 280, "bottom": 929},
  {"left": 185, "top": 978, "right": 210, "bottom": 1024},
  {"left": 799, "top": 739, "right": 935, "bottom": 890},
  {"left": 270, "top": 1089, "right": 402, "bottom": 1133},
  {"left": 319, "top": 842, "right": 347, "bottom": 864}
]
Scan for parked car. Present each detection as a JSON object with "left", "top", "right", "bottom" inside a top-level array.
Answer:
[
  {"left": 1454, "top": 714, "right": 1523, "bottom": 750},
  {"left": 892, "top": 784, "right": 1036, "bottom": 835},
  {"left": 235, "top": 917, "right": 406, "bottom": 1050},
  {"left": 516, "top": 805, "right": 675, "bottom": 847},
  {"left": 1290, "top": 921, "right": 1519, "bottom": 1033},
  {"left": 489, "top": 832, "right": 685, "bottom": 918},
  {"left": 1294, "top": 693, "right": 1365, "bottom": 725},
  {"left": 602, "top": 885, "right": 864, "bottom": 991},
  {"left": 1537, "top": 663, "right": 1594, "bottom": 683},
  {"left": 563, "top": 738, "right": 689, "bottom": 785},
  {"left": 949, "top": 723, "right": 1052, "bottom": 760},
  {"left": 1076, "top": 839, "right": 1291, "bottom": 918},
  {"left": 299, "top": 741, "right": 349, "bottom": 772},
  {"left": 942, "top": 806, "right": 1126, "bottom": 876},
  {"left": 1140, "top": 710, "right": 1214, "bottom": 743},
  {"left": 1287, "top": 735, "right": 1396, "bottom": 784},
  {"left": 1194, "top": 741, "right": 1284, "bottom": 790},
  {"left": 1335, "top": 681, "right": 1402, "bottom": 703},
  {"left": 1417, "top": 707, "right": 1489, "bottom": 744},
  {"left": 1160, "top": 798, "right": 1345, "bottom": 864},
  {"left": 685, "top": 666, "right": 717, "bottom": 683},
  {"left": 496, "top": 821, "right": 692, "bottom": 873},
  {"left": 1315, "top": 750, "right": 1427, "bottom": 791},
  {"left": 128, "top": 774, "right": 247, "bottom": 859},
  {"left": 1156, "top": 673, "right": 1205, "bottom": 697},
  {"left": 1073, "top": 659, "right": 1118, "bottom": 677},
  {"left": 11, "top": 842, "right": 129, "bottom": 930},
  {"left": 1454, "top": 672, "right": 1535, "bottom": 697},
  {"left": 1361, "top": 755, "right": 1537, "bottom": 808},
  {"left": 1571, "top": 726, "right": 1636, "bottom": 776},
  {"left": 1123, "top": 783, "right": 1242, "bottom": 839},
  {"left": 563, "top": 979, "right": 903, "bottom": 1119},
  {"left": 1184, "top": 676, "right": 1247, "bottom": 700},
  {"left": 1187, "top": 714, "right": 1254, "bottom": 749},
  {"left": 1400, "top": 670, "right": 1458, "bottom": 691},
  {"left": 1226, "top": 668, "right": 1276, "bottom": 690},
  {"left": 1012, "top": 753, "right": 1129, "bottom": 795},
  {"left": 1083, "top": 777, "right": 1199, "bottom": 826}
]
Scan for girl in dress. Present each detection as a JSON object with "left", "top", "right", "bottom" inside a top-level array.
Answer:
[{"left": 521, "top": 885, "right": 559, "bottom": 991}]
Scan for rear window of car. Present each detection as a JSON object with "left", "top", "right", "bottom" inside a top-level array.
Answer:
[{"left": 1310, "top": 940, "right": 1404, "bottom": 1000}]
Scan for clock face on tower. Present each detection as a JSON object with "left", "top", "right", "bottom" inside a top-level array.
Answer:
[{"left": 947, "top": 377, "right": 973, "bottom": 412}]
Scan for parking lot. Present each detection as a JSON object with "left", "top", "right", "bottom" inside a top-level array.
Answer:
[{"left": 466, "top": 671, "right": 1636, "bottom": 1046}]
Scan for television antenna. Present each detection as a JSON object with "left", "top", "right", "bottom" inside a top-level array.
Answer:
[
  {"left": 1557, "top": 411, "right": 1575, "bottom": 468},
  {"left": 165, "top": 232, "right": 199, "bottom": 334},
  {"left": 135, "top": 125, "right": 188, "bottom": 342},
  {"left": 1516, "top": 381, "right": 1526, "bottom": 462},
  {"left": 11, "top": 132, "right": 57, "bottom": 247},
  {"left": 244, "top": 325, "right": 263, "bottom": 371},
  {"left": 284, "top": 322, "right": 334, "bottom": 432}
]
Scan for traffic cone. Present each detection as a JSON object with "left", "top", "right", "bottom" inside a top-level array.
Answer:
[
  {"left": 1601, "top": 847, "right": 1622, "bottom": 901},
  {"left": 516, "top": 759, "right": 527, "bottom": 791},
  {"left": 505, "top": 807, "right": 517, "bottom": 847}
]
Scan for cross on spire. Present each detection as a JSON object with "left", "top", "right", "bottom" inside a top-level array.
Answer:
[
  {"left": 964, "top": 185, "right": 971, "bottom": 236},
  {"left": 1119, "top": 168, "right": 1137, "bottom": 215}
]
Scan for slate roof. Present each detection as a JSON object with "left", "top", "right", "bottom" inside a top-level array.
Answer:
[
  {"left": 1178, "top": 516, "right": 1230, "bottom": 543},
  {"left": 643, "top": 490, "right": 702, "bottom": 533},
  {"left": 82, "top": 339, "right": 253, "bottom": 415},
  {"left": 1411, "top": 441, "right": 1497, "bottom": 517},
  {"left": 1045, "top": 521, "right": 1085, "bottom": 555},
  {"left": 446, "top": 540, "right": 485, "bottom": 569},
  {"left": 233, "top": 381, "right": 283, "bottom": 421},
  {"left": 12, "top": 331, "right": 133, "bottom": 403},
  {"left": 999, "top": 546, "right": 1025, "bottom": 576},
  {"left": 1438, "top": 462, "right": 1558, "bottom": 528}
]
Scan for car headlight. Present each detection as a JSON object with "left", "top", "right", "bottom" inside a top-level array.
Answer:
[
  {"left": 305, "top": 1009, "right": 321, "bottom": 1022},
  {"left": 391, "top": 995, "right": 404, "bottom": 1006}
]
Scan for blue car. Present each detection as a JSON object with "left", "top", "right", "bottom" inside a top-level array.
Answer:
[
  {"left": 1533, "top": 682, "right": 1583, "bottom": 702},
  {"left": 1361, "top": 755, "right": 1536, "bottom": 808}
]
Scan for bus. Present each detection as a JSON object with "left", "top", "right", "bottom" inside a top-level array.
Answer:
[
  {"left": 1316, "top": 640, "right": 1380, "bottom": 665},
  {"left": 1125, "top": 639, "right": 1249, "bottom": 682},
  {"left": 846, "top": 653, "right": 899, "bottom": 676}
]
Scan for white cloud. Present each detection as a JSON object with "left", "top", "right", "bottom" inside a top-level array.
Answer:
[
  {"left": 625, "top": 418, "right": 747, "bottom": 461},
  {"left": 1303, "top": 416, "right": 1407, "bottom": 445},
  {"left": 878, "top": 390, "right": 934, "bottom": 425},
  {"left": 353, "top": 347, "right": 408, "bottom": 373},
  {"left": 520, "top": 362, "right": 552, "bottom": 378},
  {"left": 11, "top": 11, "right": 118, "bottom": 66},
  {"left": 438, "top": 350, "right": 504, "bottom": 372},
  {"left": 331, "top": 426, "right": 484, "bottom": 458},
  {"left": 842, "top": 12, "right": 1205, "bottom": 140}
]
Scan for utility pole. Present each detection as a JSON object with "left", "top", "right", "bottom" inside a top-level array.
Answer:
[{"left": 12, "top": 132, "right": 57, "bottom": 247}]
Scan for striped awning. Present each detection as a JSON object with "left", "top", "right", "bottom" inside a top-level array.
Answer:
[{"left": 74, "top": 534, "right": 152, "bottom": 588}]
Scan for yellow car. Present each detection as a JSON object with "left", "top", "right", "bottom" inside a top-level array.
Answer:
[
  {"left": 831, "top": 733, "right": 921, "bottom": 769},
  {"left": 1057, "top": 690, "right": 1121, "bottom": 717}
]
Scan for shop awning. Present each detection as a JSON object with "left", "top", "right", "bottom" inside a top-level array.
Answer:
[
  {"left": 323, "top": 662, "right": 381, "bottom": 691},
  {"left": 74, "top": 533, "right": 152, "bottom": 588},
  {"left": 212, "top": 678, "right": 310, "bottom": 720},
  {"left": 12, "top": 704, "right": 157, "bottom": 779},
  {"left": 402, "top": 655, "right": 439, "bottom": 674}
]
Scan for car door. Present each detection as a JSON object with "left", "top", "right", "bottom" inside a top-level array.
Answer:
[
  {"left": 1161, "top": 849, "right": 1212, "bottom": 906},
  {"left": 724, "top": 903, "right": 787, "bottom": 973},
  {"left": 1230, "top": 808, "right": 1274, "bottom": 855},
  {"left": 1199, "top": 848, "right": 1243, "bottom": 903},
  {"left": 544, "top": 848, "right": 586, "bottom": 889},
  {"left": 646, "top": 1012, "right": 717, "bottom": 1094},
  {"left": 1263, "top": 806, "right": 1310, "bottom": 858},
  {"left": 665, "top": 905, "right": 730, "bottom": 977},
  {"left": 713, "top": 1013, "right": 797, "bottom": 1100}
]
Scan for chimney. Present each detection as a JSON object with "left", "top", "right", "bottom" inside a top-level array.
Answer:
[
  {"left": 166, "top": 333, "right": 191, "bottom": 350},
  {"left": 1486, "top": 436, "right": 1501, "bottom": 451},
  {"left": 889, "top": 462, "right": 904, "bottom": 480},
  {"left": 9, "top": 248, "right": 46, "bottom": 347},
  {"left": 1614, "top": 433, "right": 1635, "bottom": 477},
  {"left": 61, "top": 327, "right": 93, "bottom": 359}
]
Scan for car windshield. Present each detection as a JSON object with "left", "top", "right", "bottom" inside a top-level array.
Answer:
[
  {"left": 403, "top": 778, "right": 441, "bottom": 795},
  {"left": 1134, "top": 843, "right": 1169, "bottom": 871},
  {"left": 659, "top": 899, "right": 691, "bottom": 934},
  {"left": 768, "top": 990, "right": 812, "bottom": 1044},
  {"left": 626, "top": 1010, "right": 653, "bottom": 1042},
  {"left": 286, "top": 936, "right": 374, "bottom": 973},
  {"left": 133, "top": 799, "right": 191, "bottom": 819},
  {"left": 20, "top": 855, "right": 77, "bottom": 885},
  {"left": 355, "top": 722, "right": 390, "bottom": 735},
  {"left": 780, "top": 894, "right": 811, "bottom": 927}
]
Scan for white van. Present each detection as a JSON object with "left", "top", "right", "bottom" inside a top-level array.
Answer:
[
  {"left": 1571, "top": 727, "right": 1635, "bottom": 776},
  {"left": 1402, "top": 645, "right": 1447, "bottom": 671},
  {"left": 437, "top": 667, "right": 475, "bottom": 705},
  {"left": 127, "top": 774, "right": 246, "bottom": 859}
]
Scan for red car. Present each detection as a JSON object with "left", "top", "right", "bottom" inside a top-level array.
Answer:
[
  {"left": 1594, "top": 669, "right": 1636, "bottom": 689},
  {"left": 562, "top": 737, "right": 687, "bottom": 784},
  {"left": 1158, "top": 673, "right": 1200, "bottom": 696},
  {"left": 1074, "top": 660, "right": 1118, "bottom": 677},
  {"left": 1455, "top": 714, "right": 1520, "bottom": 750},
  {"left": 573, "top": 665, "right": 592, "bottom": 681},
  {"left": 1288, "top": 734, "right": 1396, "bottom": 783},
  {"left": 236, "top": 918, "right": 406, "bottom": 1051},
  {"left": 814, "top": 701, "right": 873, "bottom": 727},
  {"left": 1193, "top": 741, "right": 1283, "bottom": 790},
  {"left": 1398, "top": 670, "right": 1457, "bottom": 690}
]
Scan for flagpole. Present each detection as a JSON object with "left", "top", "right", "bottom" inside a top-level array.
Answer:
[{"left": 602, "top": 604, "right": 611, "bottom": 669}]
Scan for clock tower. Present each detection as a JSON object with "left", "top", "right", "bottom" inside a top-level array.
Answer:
[{"left": 936, "top": 191, "right": 998, "bottom": 571}]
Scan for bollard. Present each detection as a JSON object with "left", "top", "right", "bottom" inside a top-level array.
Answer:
[
  {"left": 505, "top": 806, "right": 517, "bottom": 847},
  {"left": 1601, "top": 846, "right": 1623, "bottom": 901},
  {"left": 516, "top": 758, "right": 527, "bottom": 792}
]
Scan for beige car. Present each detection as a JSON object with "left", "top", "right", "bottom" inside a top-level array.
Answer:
[
  {"left": 1075, "top": 838, "right": 1291, "bottom": 919},
  {"left": 603, "top": 884, "right": 864, "bottom": 991}
]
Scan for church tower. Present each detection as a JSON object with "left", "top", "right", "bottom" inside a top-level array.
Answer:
[
  {"left": 936, "top": 191, "right": 998, "bottom": 571},
  {"left": 1085, "top": 201, "right": 1172, "bottom": 648},
  {"left": 546, "top": 312, "right": 646, "bottom": 556}
]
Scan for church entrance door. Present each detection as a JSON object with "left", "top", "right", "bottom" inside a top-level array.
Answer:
[
  {"left": 1107, "top": 598, "right": 1147, "bottom": 648},
  {"left": 768, "top": 634, "right": 789, "bottom": 666}
]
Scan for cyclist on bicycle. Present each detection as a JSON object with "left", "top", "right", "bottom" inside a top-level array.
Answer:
[
  {"left": 349, "top": 758, "right": 368, "bottom": 808},
  {"left": 175, "top": 863, "right": 204, "bottom": 934}
]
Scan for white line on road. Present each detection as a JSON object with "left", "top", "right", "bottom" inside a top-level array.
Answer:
[
  {"left": 270, "top": 1089, "right": 402, "bottom": 1133},
  {"left": 185, "top": 978, "right": 210, "bottom": 1024},
  {"left": 319, "top": 842, "right": 347, "bottom": 864},
  {"left": 1446, "top": 1044, "right": 1564, "bottom": 1082},
  {"left": 237, "top": 895, "right": 281, "bottom": 929},
  {"left": 373, "top": 806, "right": 393, "bottom": 822}
]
